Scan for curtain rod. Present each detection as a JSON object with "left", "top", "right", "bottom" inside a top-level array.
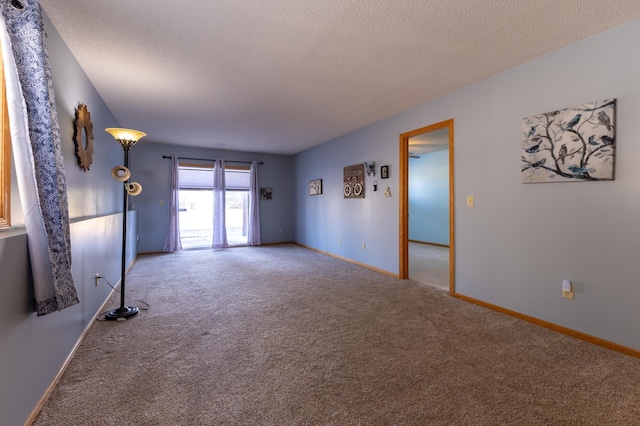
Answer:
[{"left": 162, "top": 155, "right": 263, "bottom": 165}]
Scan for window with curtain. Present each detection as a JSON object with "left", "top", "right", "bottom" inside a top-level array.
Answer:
[
  {"left": 0, "top": 43, "right": 10, "bottom": 230},
  {"left": 178, "top": 164, "right": 250, "bottom": 248}
]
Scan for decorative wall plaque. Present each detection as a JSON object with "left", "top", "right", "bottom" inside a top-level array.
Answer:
[
  {"left": 73, "top": 103, "right": 94, "bottom": 171},
  {"left": 343, "top": 164, "right": 365, "bottom": 198},
  {"left": 309, "top": 179, "right": 322, "bottom": 195},
  {"left": 260, "top": 187, "right": 272, "bottom": 200}
]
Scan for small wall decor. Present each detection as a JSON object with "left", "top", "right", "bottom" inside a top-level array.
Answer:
[
  {"left": 344, "top": 164, "right": 365, "bottom": 198},
  {"left": 73, "top": 103, "right": 94, "bottom": 171},
  {"left": 260, "top": 187, "right": 272, "bottom": 200},
  {"left": 381, "top": 165, "right": 389, "bottom": 179},
  {"left": 308, "top": 179, "right": 322, "bottom": 196},
  {"left": 364, "top": 161, "right": 376, "bottom": 177},
  {"left": 522, "top": 99, "right": 615, "bottom": 183}
]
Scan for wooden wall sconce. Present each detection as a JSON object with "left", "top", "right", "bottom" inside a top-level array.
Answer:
[{"left": 73, "top": 103, "right": 94, "bottom": 171}]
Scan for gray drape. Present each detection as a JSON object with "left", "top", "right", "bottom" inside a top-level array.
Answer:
[
  {"left": 212, "top": 158, "right": 228, "bottom": 248},
  {"left": 162, "top": 156, "right": 182, "bottom": 252},
  {"left": 0, "top": 0, "right": 78, "bottom": 315},
  {"left": 247, "top": 161, "right": 261, "bottom": 246}
]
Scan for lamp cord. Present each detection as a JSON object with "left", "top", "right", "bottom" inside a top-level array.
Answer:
[{"left": 95, "top": 276, "right": 151, "bottom": 321}]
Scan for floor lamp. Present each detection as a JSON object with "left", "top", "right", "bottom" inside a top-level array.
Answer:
[{"left": 105, "top": 127, "right": 146, "bottom": 321}]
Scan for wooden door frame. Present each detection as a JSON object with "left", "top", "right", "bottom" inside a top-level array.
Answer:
[{"left": 399, "top": 119, "right": 455, "bottom": 294}]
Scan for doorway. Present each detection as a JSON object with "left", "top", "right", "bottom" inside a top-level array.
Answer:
[
  {"left": 399, "top": 119, "right": 454, "bottom": 294},
  {"left": 177, "top": 164, "right": 251, "bottom": 249}
]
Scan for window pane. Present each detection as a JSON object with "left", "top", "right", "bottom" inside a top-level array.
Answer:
[
  {"left": 178, "top": 189, "right": 213, "bottom": 248},
  {"left": 225, "top": 169, "right": 249, "bottom": 190},
  {"left": 226, "top": 191, "right": 248, "bottom": 245},
  {"left": 178, "top": 167, "right": 213, "bottom": 189},
  {"left": 177, "top": 166, "right": 249, "bottom": 190},
  {"left": 177, "top": 165, "right": 250, "bottom": 248}
]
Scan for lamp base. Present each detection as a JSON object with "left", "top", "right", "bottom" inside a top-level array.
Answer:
[{"left": 104, "top": 306, "right": 139, "bottom": 321}]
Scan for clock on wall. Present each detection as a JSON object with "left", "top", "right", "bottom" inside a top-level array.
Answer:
[{"left": 73, "top": 103, "right": 94, "bottom": 171}]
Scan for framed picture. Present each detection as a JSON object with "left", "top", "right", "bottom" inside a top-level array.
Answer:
[
  {"left": 309, "top": 179, "right": 322, "bottom": 195},
  {"left": 260, "top": 187, "right": 272, "bottom": 200},
  {"left": 522, "top": 99, "right": 615, "bottom": 183},
  {"left": 343, "top": 164, "right": 365, "bottom": 198},
  {"left": 381, "top": 165, "right": 389, "bottom": 179}
]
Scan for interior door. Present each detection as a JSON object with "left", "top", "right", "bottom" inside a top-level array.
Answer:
[{"left": 399, "top": 119, "right": 455, "bottom": 294}]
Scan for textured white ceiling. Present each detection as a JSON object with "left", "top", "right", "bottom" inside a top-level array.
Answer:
[
  {"left": 40, "top": 0, "right": 640, "bottom": 155},
  {"left": 410, "top": 128, "right": 449, "bottom": 155}
]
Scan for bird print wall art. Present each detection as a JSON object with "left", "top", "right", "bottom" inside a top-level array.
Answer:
[{"left": 522, "top": 99, "right": 616, "bottom": 183}]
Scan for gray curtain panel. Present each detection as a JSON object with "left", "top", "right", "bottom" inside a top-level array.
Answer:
[
  {"left": 212, "top": 158, "right": 228, "bottom": 248},
  {"left": 247, "top": 161, "right": 261, "bottom": 246},
  {"left": 162, "top": 156, "right": 182, "bottom": 252}
]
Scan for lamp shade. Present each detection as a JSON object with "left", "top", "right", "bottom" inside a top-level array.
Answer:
[{"left": 105, "top": 127, "right": 147, "bottom": 149}]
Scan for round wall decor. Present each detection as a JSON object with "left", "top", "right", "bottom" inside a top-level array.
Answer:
[{"left": 74, "top": 103, "right": 94, "bottom": 171}]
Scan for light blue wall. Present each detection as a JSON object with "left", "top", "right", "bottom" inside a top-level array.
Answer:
[
  {"left": 0, "top": 14, "right": 135, "bottom": 426},
  {"left": 295, "top": 19, "right": 640, "bottom": 351},
  {"left": 129, "top": 142, "right": 295, "bottom": 253},
  {"left": 5, "top": 11, "right": 640, "bottom": 426},
  {"left": 408, "top": 150, "right": 449, "bottom": 245},
  {"left": 294, "top": 126, "right": 399, "bottom": 273}
]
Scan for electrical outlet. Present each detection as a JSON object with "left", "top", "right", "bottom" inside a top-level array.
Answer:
[
  {"left": 338, "top": 237, "right": 341, "bottom": 244},
  {"left": 562, "top": 279, "right": 574, "bottom": 299},
  {"left": 95, "top": 273, "right": 100, "bottom": 287},
  {"left": 361, "top": 242, "right": 366, "bottom": 250}
]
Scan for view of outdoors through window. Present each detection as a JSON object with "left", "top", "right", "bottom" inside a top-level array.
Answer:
[{"left": 179, "top": 189, "right": 249, "bottom": 248}]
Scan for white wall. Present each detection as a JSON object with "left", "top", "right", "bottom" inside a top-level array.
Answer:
[{"left": 295, "top": 18, "right": 640, "bottom": 350}]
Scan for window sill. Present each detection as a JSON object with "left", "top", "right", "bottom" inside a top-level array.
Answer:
[{"left": 0, "top": 226, "right": 26, "bottom": 240}]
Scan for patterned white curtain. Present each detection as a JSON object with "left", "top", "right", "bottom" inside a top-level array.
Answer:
[
  {"left": 0, "top": 0, "right": 78, "bottom": 315},
  {"left": 212, "top": 158, "right": 228, "bottom": 248},
  {"left": 247, "top": 161, "right": 261, "bottom": 246},
  {"left": 162, "top": 156, "right": 182, "bottom": 252}
]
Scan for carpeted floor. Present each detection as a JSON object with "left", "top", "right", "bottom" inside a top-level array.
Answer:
[
  {"left": 33, "top": 244, "right": 640, "bottom": 425},
  {"left": 409, "top": 242, "right": 449, "bottom": 291}
]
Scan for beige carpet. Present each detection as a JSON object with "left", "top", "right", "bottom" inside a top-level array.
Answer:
[
  {"left": 33, "top": 244, "right": 640, "bottom": 425},
  {"left": 408, "top": 242, "right": 449, "bottom": 291}
]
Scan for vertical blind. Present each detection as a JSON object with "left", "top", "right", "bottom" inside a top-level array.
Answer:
[{"left": 178, "top": 166, "right": 249, "bottom": 190}]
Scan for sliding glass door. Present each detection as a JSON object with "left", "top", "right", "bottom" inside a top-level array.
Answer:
[
  {"left": 178, "top": 165, "right": 250, "bottom": 248},
  {"left": 179, "top": 188, "right": 213, "bottom": 249}
]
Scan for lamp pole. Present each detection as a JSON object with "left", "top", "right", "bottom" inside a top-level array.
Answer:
[{"left": 104, "top": 128, "right": 146, "bottom": 321}]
